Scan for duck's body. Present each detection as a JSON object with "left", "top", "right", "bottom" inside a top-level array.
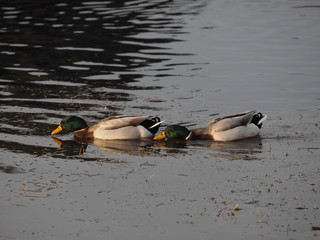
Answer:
[
  {"left": 51, "top": 115, "right": 162, "bottom": 140},
  {"left": 154, "top": 110, "right": 267, "bottom": 142}
]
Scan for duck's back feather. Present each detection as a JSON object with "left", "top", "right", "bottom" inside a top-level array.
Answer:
[
  {"left": 98, "top": 115, "right": 149, "bottom": 130},
  {"left": 208, "top": 110, "right": 256, "bottom": 132}
]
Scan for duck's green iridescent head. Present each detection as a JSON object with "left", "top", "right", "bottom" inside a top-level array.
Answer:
[
  {"left": 51, "top": 116, "right": 88, "bottom": 135},
  {"left": 154, "top": 125, "right": 191, "bottom": 140}
]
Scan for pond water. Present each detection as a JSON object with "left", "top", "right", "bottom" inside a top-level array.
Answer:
[{"left": 0, "top": 0, "right": 320, "bottom": 239}]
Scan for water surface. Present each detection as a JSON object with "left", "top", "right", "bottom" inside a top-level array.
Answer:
[{"left": 1, "top": 0, "right": 320, "bottom": 239}]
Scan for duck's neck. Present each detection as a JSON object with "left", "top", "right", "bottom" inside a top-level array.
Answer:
[
  {"left": 74, "top": 128, "right": 93, "bottom": 139},
  {"left": 188, "top": 128, "right": 214, "bottom": 140}
]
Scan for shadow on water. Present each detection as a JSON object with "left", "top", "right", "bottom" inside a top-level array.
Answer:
[
  {"left": 0, "top": 0, "right": 207, "bottom": 156},
  {"left": 0, "top": 163, "right": 25, "bottom": 174}
]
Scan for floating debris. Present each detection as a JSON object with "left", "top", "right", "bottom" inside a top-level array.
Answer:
[
  {"left": 230, "top": 204, "right": 242, "bottom": 215},
  {"left": 312, "top": 226, "right": 320, "bottom": 231},
  {"left": 295, "top": 207, "right": 308, "bottom": 210}
]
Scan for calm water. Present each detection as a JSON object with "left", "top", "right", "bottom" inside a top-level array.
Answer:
[{"left": 1, "top": 0, "right": 320, "bottom": 239}]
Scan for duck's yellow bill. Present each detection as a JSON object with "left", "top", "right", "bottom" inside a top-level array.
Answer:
[
  {"left": 154, "top": 131, "right": 166, "bottom": 140},
  {"left": 51, "top": 125, "right": 63, "bottom": 135}
]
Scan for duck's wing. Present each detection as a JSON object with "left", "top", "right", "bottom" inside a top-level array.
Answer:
[
  {"left": 208, "top": 110, "right": 256, "bottom": 132},
  {"left": 97, "top": 115, "right": 149, "bottom": 130}
]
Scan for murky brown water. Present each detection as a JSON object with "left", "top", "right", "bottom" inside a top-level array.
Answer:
[{"left": 1, "top": 0, "right": 320, "bottom": 239}]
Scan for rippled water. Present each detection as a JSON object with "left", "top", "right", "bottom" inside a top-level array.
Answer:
[
  {"left": 1, "top": 0, "right": 320, "bottom": 239},
  {"left": 0, "top": 0, "right": 207, "bottom": 155}
]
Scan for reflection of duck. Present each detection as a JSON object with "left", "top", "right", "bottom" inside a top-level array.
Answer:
[
  {"left": 51, "top": 135, "right": 263, "bottom": 160},
  {"left": 203, "top": 137, "right": 263, "bottom": 161},
  {"left": 51, "top": 115, "right": 162, "bottom": 140},
  {"left": 91, "top": 139, "right": 155, "bottom": 155},
  {"left": 52, "top": 137, "right": 87, "bottom": 156},
  {"left": 154, "top": 110, "right": 267, "bottom": 142},
  {"left": 201, "top": 137, "right": 262, "bottom": 150},
  {"left": 51, "top": 137, "right": 157, "bottom": 156},
  {"left": 153, "top": 140, "right": 188, "bottom": 149},
  {"left": 154, "top": 137, "right": 263, "bottom": 160}
]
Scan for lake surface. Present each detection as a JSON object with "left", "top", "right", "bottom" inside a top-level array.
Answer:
[{"left": 1, "top": 0, "right": 320, "bottom": 239}]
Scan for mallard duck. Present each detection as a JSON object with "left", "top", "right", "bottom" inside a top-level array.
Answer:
[
  {"left": 154, "top": 110, "right": 267, "bottom": 141},
  {"left": 51, "top": 115, "right": 162, "bottom": 140}
]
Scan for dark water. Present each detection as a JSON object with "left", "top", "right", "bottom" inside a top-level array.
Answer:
[
  {"left": 0, "top": 0, "right": 206, "bottom": 156},
  {"left": 1, "top": 0, "right": 320, "bottom": 239}
]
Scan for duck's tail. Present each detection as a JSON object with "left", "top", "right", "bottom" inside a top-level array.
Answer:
[
  {"left": 140, "top": 117, "right": 163, "bottom": 134},
  {"left": 250, "top": 113, "right": 267, "bottom": 129}
]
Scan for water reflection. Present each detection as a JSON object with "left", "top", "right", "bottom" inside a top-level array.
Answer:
[
  {"left": 203, "top": 138, "right": 263, "bottom": 161},
  {"left": 52, "top": 137, "right": 161, "bottom": 157},
  {"left": 0, "top": 0, "right": 204, "bottom": 87},
  {"left": 51, "top": 136, "right": 263, "bottom": 161},
  {"left": 160, "top": 137, "right": 263, "bottom": 161},
  {"left": 52, "top": 137, "right": 87, "bottom": 156}
]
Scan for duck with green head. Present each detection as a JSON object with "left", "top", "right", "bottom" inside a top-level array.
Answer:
[
  {"left": 51, "top": 115, "right": 162, "bottom": 140},
  {"left": 154, "top": 110, "right": 267, "bottom": 141},
  {"left": 51, "top": 116, "right": 88, "bottom": 135}
]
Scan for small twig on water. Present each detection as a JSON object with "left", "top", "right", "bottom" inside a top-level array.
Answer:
[
  {"left": 145, "top": 174, "right": 155, "bottom": 187},
  {"left": 230, "top": 204, "right": 242, "bottom": 215}
]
